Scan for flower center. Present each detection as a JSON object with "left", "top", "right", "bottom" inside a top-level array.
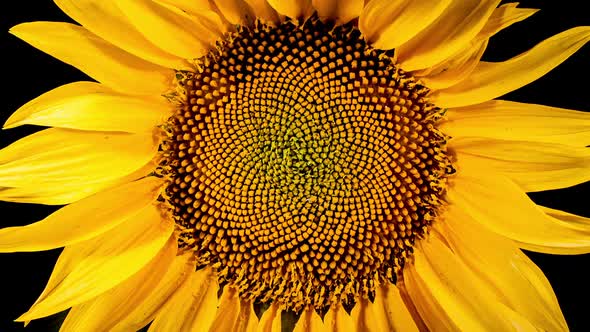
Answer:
[{"left": 160, "top": 16, "right": 451, "bottom": 311}]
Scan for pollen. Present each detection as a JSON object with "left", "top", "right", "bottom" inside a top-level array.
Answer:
[{"left": 160, "top": 16, "right": 451, "bottom": 311}]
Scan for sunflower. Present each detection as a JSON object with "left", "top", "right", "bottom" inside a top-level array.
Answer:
[{"left": 2, "top": 0, "right": 590, "bottom": 331}]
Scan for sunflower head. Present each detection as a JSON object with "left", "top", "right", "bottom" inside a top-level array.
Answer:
[
  {"left": 1, "top": 1, "right": 589, "bottom": 331},
  {"left": 159, "top": 14, "right": 452, "bottom": 311}
]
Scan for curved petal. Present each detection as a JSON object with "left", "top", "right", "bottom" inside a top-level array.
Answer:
[
  {"left": 542, "top": 206, "right": 590, "bottom": 230},
  {"left": 0, "top": 177, "right": 163, "bottom": 252},
  {"left": 266, "top": 0, "right": 312, "bottom": 19},
  {"left": 244, "top": 0, "right": 280, "bottom": 23},
  {"left": 324, "top": 302, "right": 355, "bottom": 331},
  {"left": 0, "top": 128, "right": 157, "bottom": 188},
  {"left": 16, "top": 205, "right": 174, "bottom": 321},
  {"left": 156, "top": 0, "right": 211, "bottom": 13},
  {"left": 293, "top": 307, "right": 324, "bottom": 332},
  {"left": 359, "top": 0, "right": 452, "bottom": 51},
  {"left": 350, "top": 284, "right": 419, "bottom": 332},
  {"left": 0, "top": 157, "right": 156, "bottom": 205},
  {"left": 417, "top": 3, "right": 538, "bottom": 89},
  {"left": 452, "top": 139, "right": 590, "bottom": 192},
  {"left": 442, "top": 207, "right": 567, "bottom": 331},
  {"left": 312, "top": 0, "right": 363, "bottom": 24},
  {"left": 148, "top": 267, "right": 218, "bottom": 331},
  {"left": 442, "top": 100, "right": 590, "bottom": 146},
  {"left": 59, "top": 237, "right": 177, "bottom": 331},
  {"left": 403, "top": 232, "right": 540, "bottom": 331},
  {"left": 449, "top": 159, "right": 590, "bottom": 254},
  {"left": 432, "top": 26, "right": 590, "bottom": 108},
  {"left": 256, "top": 302, "right": 282, "bottom": 332},
  {"left": 215, "top": 0, "right": 255, "bottom": 25},
  {"left": 418, "top": 40, "right": 488, "bottom": 90},
  {"left": 108, "top": 253, "right": 195, "bottom": 331},
  {"left": 53, "top": 0, "right": 186, "bottom": 69},
  {"left": 156, "top": 0, "right": 228, "bottom": 33},
  {"left": 523, "top": 207, "right": 590, "bottom": 254},
  {"left": 4, "top": 82, "right": 171, "bottom": 132},
  {"left": 478, "top": 3, "right": 538, "bottom": 40},
  {"left": 10, "top": 22, "right": 172, "bottom": 95},
  {"left": 209, "top": 288, "right": 258, "bottom": 332},
  {"left": 117, "top": 0, "right": 219, "bottom": 60},
  {"left": 397, "top": 0, "right": 499, "bottom": 71}
]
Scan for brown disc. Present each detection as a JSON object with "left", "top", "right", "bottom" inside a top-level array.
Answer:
[{"left": 160, "top": 16, "right": 451, "bottom": 311}]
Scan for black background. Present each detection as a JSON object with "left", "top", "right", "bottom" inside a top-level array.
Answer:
[{"left": 1, "top": 1, "right": 589, "bottom": 331}]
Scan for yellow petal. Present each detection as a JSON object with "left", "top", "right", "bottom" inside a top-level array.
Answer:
[
  {"left": 0, "top": 177, "right": 163, "bottom": 252},
  {"left": 148, "top": 267, "right": 218, "bottom": 331},
  {"left": 478, "top": 3, "right": 538, "bottom": 40},
  {"left": 396, "top": 0, "right": 499, "bottom": 71},
  {"left": 117, "top": 0, "right": 219, "bottom": 60},
  {"left": 542, "top": 206, "right": 590, "bottom": 231},
  {"left": 215, "top": 0, "right": 255, "bottom": 25},
  {"left": 417, "top": 3, "right": 537, "bottom": 89},
  {"left": 256, "top": 302, "right": 282, "bottom": 332},
  {"left": 442, "top": 100, "right": 590, "bottom": 146},
  {"left": 403, "top": 232, "right": 539, "bottom": 331},
  {"left": 350, "top": 284, "right": 419, "bottom": 332},
  {"left": 449, "top": 161, "right": 590, "bottom": 254},
  {"left": 266, "top": 0, "right": 313, "bottom": 19},
  {"left": 4, "top": 81, "right": 171, "bottom": 132},
  {"left": 452, "top": 138, "right": 590, "bottom": 192},
  {"left": 324, "top": 302, "right": 355, "bottom": 331},
  {"left": 0, "top": 157, "right": 156, "bottom": 205},
  {"left": 156, "top": 0, "right": 228, "bottom": 33},
  {"left": 156, "top": 0, "right": 227, "bottom": 33},
  {"left": 10, "top": 22, "right": 172, "bottom": 95},
  {"left": 293, "top": 307, "right": 324, "bottom": 332},
  {"left": 432, "top": 26, "right": 590, "bottom": 108},
  {"left": 53, "top": 0, "right": 186, "bottom": 69},
  {"left": 523, "top": 207, "right": 590, "bottom": 254},
  {"left": 244, "top": 0, "right": 280, "bottom": 23},
  {"left": 156, "top": 0, "right": 212, "bottom": 14},
  {"left": 209, "top": 287, "right": 258, "bottom": 332},
  {"left": 59, "top": 236, "right": 177, "bottom": 332},
  {"left": 359, "top": 0, "right": 451, "bottom": 51},
  {"left": 418, "top": 40, "right": 488, "bottom": 90},
  {"left": 0, "top": 128, "right": 157, "bottom": 188},
  {"left": 17, "top": 205, "right": 174, "bottom": 321},
  {"left": 442, "top": 208, "right": 568, "bottom": 331},
  {"left": 108, "top": 253, "right": 195, "bottom": 331},
  {"left": 312, "top": 0, "right": 363, "bottom": 24}
]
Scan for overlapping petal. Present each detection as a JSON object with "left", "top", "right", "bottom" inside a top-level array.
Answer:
[
  {"left": 267, "top": 0, "right": 313, "bottom": 19},
  {"left": 4, "top": 81, "right": 171, "bottom": 132},
  {"left": 452, "top": 139, "right": 590, "bottom": 191},
  {"left": 396, "top": 0, "right": 500, "bottom": 71},
  {"left": 10, "top": 22, "right": 172, "bottom": 94},
  {"left": 403, "top": 231, "right": 542, "bottom": 331},
  {"left": 147, "top": 267, "right": 219, "bottom": 331},
  {"left": 359, "top": 0, "right": 451, "bottom": 51},
  {"left": 117, "top": 0, "right": 220, "bottom": 60},
  {"left": 432, "top": 26, "right": 590, "bottom": 108},
  {"left": 350, "top": 284, "right": 419, "bottom": 332},
  {"left": 59, "top": 238, "right": 177, "bottom": 331},
  {"left": 17, "top": 206, "right": 174, "bottom": 321},
  {"left": 0, "top": 129, "right": 157, "bottom": 194},
  {"left": 450, "top": 159, "right": 590, "bottom": 254},
  {"left": 53, "top": 0, "right": 187, "bottom": 69},
  {"left": 312, "top": 0, "right": 363, "bottom": 24},
  {"left": 209, "top": 288, "right": 258, "bottom": 332},
  {"left": 443, "top": 100, "right": 590, "bottom": 146},
  {"left": 0, "top": 177, "right": 163, "bottom": 252}
]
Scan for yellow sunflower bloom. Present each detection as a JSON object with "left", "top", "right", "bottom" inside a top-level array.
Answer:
[{"left": 2, "top": 0, "right": 590, "bottom": 331}]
